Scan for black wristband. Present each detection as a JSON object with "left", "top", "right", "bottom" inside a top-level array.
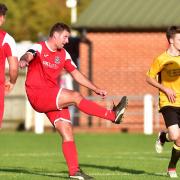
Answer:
[{"left": 27, "top": 49, "right": 37, "bottom": 57}]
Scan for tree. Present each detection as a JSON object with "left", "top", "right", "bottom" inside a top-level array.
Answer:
[{"left": 1, "top": 0, "right": 91, "bottom": 41}]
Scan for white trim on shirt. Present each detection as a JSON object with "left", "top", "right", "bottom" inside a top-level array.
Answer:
[{"left": 3, "top": 33, "right": 17, "bottom": 57}]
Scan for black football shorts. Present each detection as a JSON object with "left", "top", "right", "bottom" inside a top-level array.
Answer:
[{"left": 160, "top": 106, "right": 180, "bottom": 128}]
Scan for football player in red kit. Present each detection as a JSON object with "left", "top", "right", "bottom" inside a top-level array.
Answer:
[
  {"left": 19, "top": 22, "right": 128, "bottom": 180},
  {"left": 0, "top": 3, "right": 18, "bottom": 128}
]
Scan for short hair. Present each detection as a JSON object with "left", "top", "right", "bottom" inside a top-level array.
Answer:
[
  {"left": 0, "top": 3, "right": 8, "bottom": 16},
  {"left": 166, "top": 26, "right": 180, "bottom": 43},
  {"left": 49, "top": 22, "right": 71, "bottom": 37}
]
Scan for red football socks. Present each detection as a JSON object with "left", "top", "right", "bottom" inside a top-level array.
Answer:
[
  {"left": 62, "top": 141, "right": 79, "bottom": 176},
  {"left": 78, "top": 98, "right": 115, "bottom": 121}
]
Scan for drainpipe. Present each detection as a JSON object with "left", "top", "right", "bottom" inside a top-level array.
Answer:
[{"left": 80, "top": 29, "right": 93, "bottom": 127}]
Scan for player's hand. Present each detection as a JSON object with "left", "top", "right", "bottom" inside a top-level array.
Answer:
[
  {"left": 163, "top": 87, "right": 176, "bottom": 103},
  {"left": 5, "top": 81, "right": 14, "bottom": 95},
  {"left": 94, "top": 88, "right": 107, "bottom": 98},
  {"left": 19, "top": 59, "right": 29, "bottom": 68}
]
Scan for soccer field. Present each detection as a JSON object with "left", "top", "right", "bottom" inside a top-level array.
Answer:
[{"left": 0, "top": 132, "right": 175, "bottom": 180}]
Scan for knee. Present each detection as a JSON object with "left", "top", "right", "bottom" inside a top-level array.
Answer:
[
  {"left": 169, "top": 133, "right": 180, "bottom": 142},
  {"left": 72, "top": 91, "right": 83, "bottom": 105},
  {"left": 55, "top": 122, "right": 74, "bottom": 142}
]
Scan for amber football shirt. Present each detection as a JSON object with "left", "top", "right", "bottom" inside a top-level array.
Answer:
[{"left": 147, "top": 51, "right": 180, "bottom": 108}]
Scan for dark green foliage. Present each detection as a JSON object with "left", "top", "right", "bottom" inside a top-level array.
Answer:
[{"left": 0, "top": 0, "right": 91, "bottom": 41}]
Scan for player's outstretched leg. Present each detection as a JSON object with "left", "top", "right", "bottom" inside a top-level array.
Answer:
[
  {"left": 113, "top": 96, "right": 128, "bottom": 124},
  {"left": 76, "top": 94, "right": 128, "bottom": 123},
  {"left": 155, "top": 131, "right": 167, "bottom": 153},
  {"left": 69, "top": 169, "right": 94, "bottom": 180}
]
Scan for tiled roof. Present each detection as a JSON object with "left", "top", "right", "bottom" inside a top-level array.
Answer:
[{"left": 73, "top": 0, "right": 180, "bottom": 31}]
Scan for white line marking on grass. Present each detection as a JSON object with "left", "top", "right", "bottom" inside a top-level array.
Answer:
[
  {"left": 1, "top": 151, "right": 170, "bottom": 162},
  {"left": 0, "top": 172, "right": 167, "bottom": 177},
  {"left": 1, "top": 151, "right": 170, "bottom": 158},
  {"left": 0, "top": 172, "right": 67, "bottom": 176},
  {"left": 83, "top": 151, "right": 170, "bottom": 157},
  {"left": 2, "top": 152, "right": 57, "bottom": 157},
  {"left": 89, "top": 172, "right": 167, "bottom": 176},
  {"left": 85, "top": 155, "right": 169, "bottom": 161},
  {"left": 113, "top": 151, "right": 170, "bottom": 155}
]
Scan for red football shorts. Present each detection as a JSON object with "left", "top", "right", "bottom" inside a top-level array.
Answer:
[
  {"left": 46, "top": 107, "right": 71, "bottom": 126},
  {"left": 0, "top": 85, "right": 4, "bottom": 128},
  {"left": 26, "top": 86, "right": 71, "bottom": 126}
]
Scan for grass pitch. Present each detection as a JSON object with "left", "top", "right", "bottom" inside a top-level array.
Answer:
[{"left": 0, "top": 132, "right": 175, "bottom": 179}]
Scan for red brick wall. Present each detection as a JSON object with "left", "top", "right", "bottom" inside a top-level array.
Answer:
[{"left": 76, "top": 32, "right": 167, "bottom": 133}]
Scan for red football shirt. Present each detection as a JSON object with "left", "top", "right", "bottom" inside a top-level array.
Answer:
[
  {"left": 0, "top": 30, "right": 17, "bottom": 127},
  {"left": 25, "top": 41, "right": 77, "bottom": 88},
  {"left": 0, "top": 30, "right": 17, "bottom": 85}
]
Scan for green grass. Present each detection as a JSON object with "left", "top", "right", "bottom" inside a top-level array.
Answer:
[{"left": 0, "top": 132, "right": 175, "bottom": 179}]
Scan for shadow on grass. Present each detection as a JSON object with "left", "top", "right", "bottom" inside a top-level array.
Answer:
[
  {"left": 0, "top": 167, "right": 68, "bottom": 179},
  {"left": 81, "top": 164, "right": 166, "bottom": 177}
]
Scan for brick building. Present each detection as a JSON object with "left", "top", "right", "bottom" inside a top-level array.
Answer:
[
  {"left": 71, "top": 0, "right": 180, "bottom": 133},
  {"left": 4, "top": 0, "right": 179, "bottom": 133}
]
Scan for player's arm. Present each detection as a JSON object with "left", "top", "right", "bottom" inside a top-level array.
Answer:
[
  {"left": 146, "top": 76, "right": 165, "bottom": 92},
  {"left": 64, "top": 50, "right": 107, "bottom": 97},
  {"left": 19, "top": 49, "right": 36, "bottom": 68},
  {"left": 146, "top": 57, "right": 165, "bottom": 91},
  {"left": 3, "top": 34, "right": 18, "bottom": 94},
  {"left": 7, "top": 56, "right": 18, "bottom": 84},
  {"left": 70, "top": 69, "right": 107, "bottom": 97},
  {"left": 146, "top": 57, "right": 176, "bottom": 104},
  {"left": 5, "top": 56, "right": 19, "bottom": 95},
  {"left": 146, "top": 76, "right": 176, "bottom": 103}
]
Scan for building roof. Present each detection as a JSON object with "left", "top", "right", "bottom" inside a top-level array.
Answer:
[{"left": 73, "top": 0, "right": 180, "bottom": 31}]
